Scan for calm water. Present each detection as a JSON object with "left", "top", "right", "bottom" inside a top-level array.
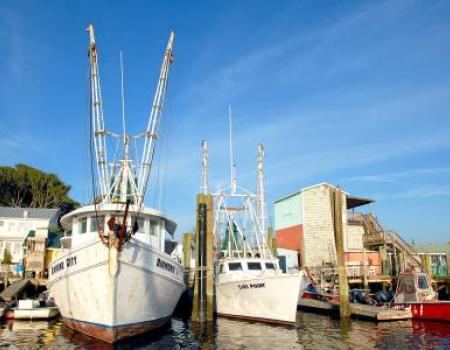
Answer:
[{"left": 0, "top": 312, "right": 449, "bottom": 349}]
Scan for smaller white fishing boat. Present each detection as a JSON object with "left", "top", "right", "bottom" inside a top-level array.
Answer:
[
  {"left": 13, "top": 299, "right": 59, "bottom": 320},
  {"left": 200, "top": 134, "right": 305, "bottom": 324}
]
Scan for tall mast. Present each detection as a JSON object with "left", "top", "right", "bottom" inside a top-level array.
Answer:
[
  {"left": 137, "top": 31, "right": 175, "bottom": 206},
  {"left": 87, "top": 24, "right": 110, "bottom": 200},
  {"left": 229, "top": 106, "right": 237, "bottom": 194},
  {"left": 201, "top": 140, "right": 209, "bottom": 195},
  {"left": 257, "top": 144, "right": 266, "bottom": 237}
]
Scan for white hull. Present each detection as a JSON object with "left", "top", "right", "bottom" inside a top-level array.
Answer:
[
  {"left": 14, "top": 307, "right": 59, "bottom": 320},
  {"left": 48, "top": 238, "right": 185, "bottom": 342},
  {"left": 216, "top": 272, "right": 305, "bottom": 324}
]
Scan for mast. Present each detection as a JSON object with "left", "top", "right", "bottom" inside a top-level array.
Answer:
[
  {"left": 257, "top": 144, "right": 266, "bottom": 238},
  {"left": 201, "top": 140, "right": 209, "bottom": 195},
  {"left": 87, "top": 24, "right": 110, "bottom": 200},
  {"left": 137, "top": 31, "right": 175, "bottom": 206},
  {"left": 229, "top": 106, "right": 237, "bottom": 194}
]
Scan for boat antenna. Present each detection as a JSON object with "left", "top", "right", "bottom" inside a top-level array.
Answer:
[
  {"left": 120, "top": 51, "right": 126, "bottom": 144},
  {"left": 229, "top": 106, "right": 236, "bottom": 194}
]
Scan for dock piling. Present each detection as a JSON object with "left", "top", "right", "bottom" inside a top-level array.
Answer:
[
  {"left": 192, "top": 194, "right": 214, "bottom": 322},
  {"left": 331, "top": 188, "right": 351, "bottom": 319}
]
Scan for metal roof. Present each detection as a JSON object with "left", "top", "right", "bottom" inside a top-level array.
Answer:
[{"left": 0, "top": 207, "right": 59, "bottom": 219}]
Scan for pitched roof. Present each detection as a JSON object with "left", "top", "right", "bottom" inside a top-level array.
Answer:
[{"left": 0, "top": 207, "right": 59, "bottom": 219}]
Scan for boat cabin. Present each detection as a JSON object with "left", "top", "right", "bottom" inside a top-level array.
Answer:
[
  {"left": 59, "top": 204, "right": 176, "bottom": 254},
  {"left": 218, "top": 258, "right": 280, "bottom": 275},
  {"left": 394, "top": 271, "right": 437, "bottom": 303}
]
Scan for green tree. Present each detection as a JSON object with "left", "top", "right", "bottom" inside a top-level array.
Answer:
[
  {"left": 2, "top": 249, "right": 12, "bottom": 265},
  {"left": 0, "top": 164, "right": 79, "bottom": 209}
]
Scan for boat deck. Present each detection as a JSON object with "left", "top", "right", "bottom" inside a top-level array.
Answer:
[{"left": 298, "top": 298, "right": 412, "bottom": 321}]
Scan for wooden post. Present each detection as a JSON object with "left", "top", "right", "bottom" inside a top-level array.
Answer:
[
  {"left": 362, "top": 248, "right": 368, "bottom": 291},
  {"left": 398, "top": 251, "right": 405, "bottom": 273},
  {"left": 192, "top": 194, "right": 214, "bottom": 322},
  {"left": 183, "top": 232, "right": 194, "bottom": 286},
  {"left": 331, "top": 188, "right": 351, "bottom": 319}
]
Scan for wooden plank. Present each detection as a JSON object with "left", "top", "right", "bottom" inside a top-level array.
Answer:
[{"left": 298, "top": 298, "right": 412, "bottom": 321}]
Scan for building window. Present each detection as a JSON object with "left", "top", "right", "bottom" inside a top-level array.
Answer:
[
  {"left": 79, "top": 218, "right": 88, "bottom": 234},
  {"left": 0, "top": 220, "right": 3, "bottom": 227}
]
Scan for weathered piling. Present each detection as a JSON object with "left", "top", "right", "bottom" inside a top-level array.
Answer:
[
  {"left": 183, "top": 232, "right": 194, "bottom": 286},
  {"left": 331, "top": 188, "right": 351, "bottom": 319},
  {"left": 192, "top": 194, "right": 214, "bottom": 322}
]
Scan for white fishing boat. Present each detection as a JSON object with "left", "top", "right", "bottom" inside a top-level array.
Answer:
[
  {"left": 48, "top": 24, "right": 184, "bottom": 343},
  {"left": 201, "top": 123, "right": 305, "bottom": 324},
  {"left": 13, "top": 300, "right": 59, "bottom": 320}
]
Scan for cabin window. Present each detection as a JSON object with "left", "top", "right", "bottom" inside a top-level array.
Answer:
[
  {"left": 265, "top": 263, "right": 275, "bottom": 270},
  {"left": 228, "top": 262, "right": 243, "bottom": 271},
  {"left": 248, "top": 262, "right": 262, "bottom": 270},
  {"left": 418, "top": 275, "right": 429, "bottom": 289},
  {"left": 79, "top": 217, "right": 88, "bottom": 234},
  {"left": 149, "top": 220, "right": 159, "bottom": 236},
  {"left": 137, "top": 218, "right": 146, "bottom": 233},
  {"left": 90, "top": 216, "right": 104, "bottom": 232}
]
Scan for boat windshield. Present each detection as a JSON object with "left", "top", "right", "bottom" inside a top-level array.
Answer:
[{"left": 228, "top": 262, "right": 243, "bottom": 271}]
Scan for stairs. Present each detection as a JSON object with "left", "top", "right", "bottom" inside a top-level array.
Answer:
[{"left": 360, "top": 213, "right": 421, "bottom": 267}]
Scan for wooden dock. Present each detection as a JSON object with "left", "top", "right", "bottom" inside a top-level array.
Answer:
[{"left": 298, "top": 298, "right": 412, "bottom": 321}]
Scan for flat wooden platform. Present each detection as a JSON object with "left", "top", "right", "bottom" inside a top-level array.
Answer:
[{"left": 298, "top": 298, "right": 412, "bottom": 321}]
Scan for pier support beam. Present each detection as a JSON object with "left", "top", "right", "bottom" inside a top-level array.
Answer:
[
  {"left": 330, "top": 188, "right": 351, "bottom": 319},
  {"left": 192, "top": 194, "right": 214, "bottom": 322}
]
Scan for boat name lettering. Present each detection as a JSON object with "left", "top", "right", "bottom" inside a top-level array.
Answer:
[
  {"left": 51, "top": 256, "right": 77, "bottom": 275},
  {"left": 238, "top": 282, "right": 265, "bottom": 289},
  {"left": 66, "top": 256, "right": 77, "bottom": 267},
  {"left": 156, "top": 258, "right": 175, "bottom": 273}
]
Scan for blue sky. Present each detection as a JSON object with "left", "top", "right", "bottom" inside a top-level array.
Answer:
[{"left": 1, "top": 1, "right": 449, "bottom": 243}]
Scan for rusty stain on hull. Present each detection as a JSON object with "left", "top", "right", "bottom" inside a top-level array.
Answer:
[{"left": 63, "top": 316, "right": 171, "bottom": 343}]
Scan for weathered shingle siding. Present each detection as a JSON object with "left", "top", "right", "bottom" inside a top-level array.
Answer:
[
  {"left": 345, "top": 224, "right": 364, "bottom": 252},
  {"left": 302, "top": 184, "right": 338, "bottom": 266}
]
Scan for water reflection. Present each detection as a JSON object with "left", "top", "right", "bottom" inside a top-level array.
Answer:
[{"left": 0, "top": 312, "right": 448, "bottom": 349}]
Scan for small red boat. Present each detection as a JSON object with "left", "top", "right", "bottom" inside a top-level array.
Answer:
[{"left": 394, "top": 271, "right": 450, "bottom": 322}]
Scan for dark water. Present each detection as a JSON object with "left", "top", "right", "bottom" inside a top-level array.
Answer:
[{"left": 0, "top": 312, "right": 449, "bottom": 349}]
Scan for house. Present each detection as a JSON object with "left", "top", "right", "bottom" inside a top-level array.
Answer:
[
  {"left": 274, "top": 183, "right": 420, "bottom": 288},
  {"left": 0, "top": 207, "right": 59, "bottom": 272}
]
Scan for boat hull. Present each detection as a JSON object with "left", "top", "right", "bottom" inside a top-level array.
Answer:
[
  {"left": 14, "top": 307, "right": 59, "bottom": 320},
  {"left": 216, "top": 272, "right": 304, "bottom": 324},
  {"left": 396, "top": 302, "right": 450, "bottom": 322},
  {"left": 48, "top": 238, "right": 185, "bottom": 343}
]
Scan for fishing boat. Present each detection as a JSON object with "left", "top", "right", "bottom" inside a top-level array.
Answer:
[
  {"left": 394, "top": 271, "right": 450, "bottom": 322},
  {"left": 13, "top": 299, "right": 59, "bottom": 320},
  {"left": 200, "top": 131, "right": 305, "bottom": 324},
  {"left": 47, "top": 24, "right": 185, "bottom": 343}
]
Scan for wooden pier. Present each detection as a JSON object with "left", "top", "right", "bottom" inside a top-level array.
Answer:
[{"left": 298, "top": 298, "right": 412, "bottom": 321}]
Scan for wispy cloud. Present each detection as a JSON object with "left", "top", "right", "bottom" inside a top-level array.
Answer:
[{"left": 344, "top": 167, "right": 450, "bottom": 183}]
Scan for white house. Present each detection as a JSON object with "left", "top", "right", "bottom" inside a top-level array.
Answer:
[{"left": 0, "top": 207, "right": 59, "bottom": 265}]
